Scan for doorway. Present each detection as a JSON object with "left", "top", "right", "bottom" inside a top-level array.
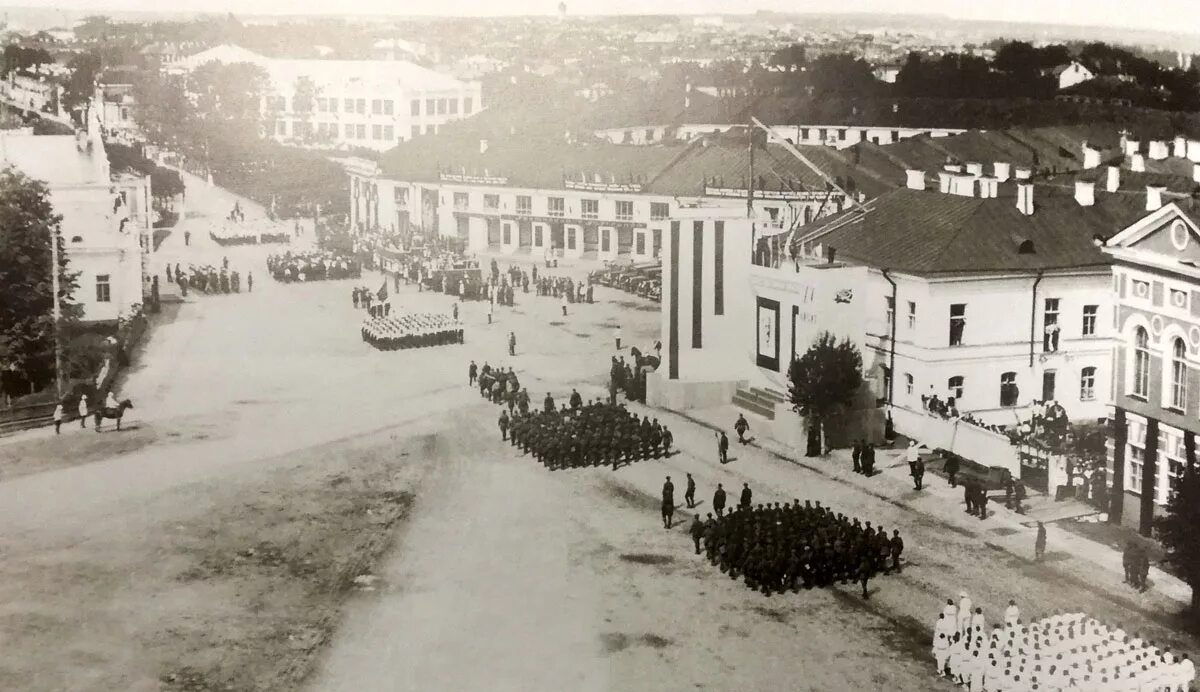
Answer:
[{"left": 1041, "top": 370, "right": 1057, "bottom": 402}]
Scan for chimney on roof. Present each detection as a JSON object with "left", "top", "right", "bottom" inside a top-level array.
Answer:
[
  {"left": 1107, "top": 165, "right": 1121, "bottom": 192},
  {"left": 1082, "top": 145, "right": 1101, "bottom": 169},
  {"left": 1132, "top": 153, "right": 1146, "bottom": 172},
  {"left": 1126, "top": 139, "right": 1141, "bottom": 157},
  {"left": 978, "top": 176, "right": 998, "bottom": 199},
  {"left": 479, "top": 139, "right": 489, "bottom": 154},
  {"left": 1075, "top": 180, "right": 1096, "bottom": 207},
  {"left": 1015, "top": 167, "right": 1032, "bottom": 181},
  {"left": 1193, "top": 163, "right": 1200, "bottom": 184},
  {"left": 1190, "top": 139, "right": 1200, "bottom": 163},
  {"left": 965, "top": 162, "right": 984, "bottom": 176},
  {"left": 1174, "top": 136, "right": 1188, "bottom": 158},
  {"left": 951, "top": 175, "right": 977, "bottom": 197},
  {"left": 938, "top": 171, "right": 952, "bottom": 194},
  {"left": 994, "top": 162, "right": 1012, "bottom": 182},
  {"left": 944, "top": 163, "right": 963, "bottom": 173},
  {"left": 1149, "top": 140, "right": 1169, "bottom": 161},
  {"left": 1017, "top": 183, "right": 1034, "bottom": 216},
  {"left": 905, "top": 169, "right": 925, "bottom": 190},
  {"left": 1146, "top": 185, "right": 1166, "bottom": 211}
]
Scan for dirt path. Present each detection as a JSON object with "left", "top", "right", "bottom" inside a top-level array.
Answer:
[{"left": 312, "top": 416, "right": 611, "bottom": 692}]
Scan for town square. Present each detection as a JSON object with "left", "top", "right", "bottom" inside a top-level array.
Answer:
[{"left": 3, "top": 3, "right": 1200, "bottom": 691}]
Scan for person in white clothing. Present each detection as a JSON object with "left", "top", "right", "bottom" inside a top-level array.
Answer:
[
  {"left": 958, "top": 592, "right": 974, "bottom": 636},
  {"left": 1004, "top": 600, "right": 1020, "bottom": 627},
  {"left": 933, "top": 632, "right": 951, "bottom": 677},
  {"left": 943, "top": 598, "right": 959, "bottom": 623},
  {"left": 77, "top": 394, "right": 89, "bottom": 428}
]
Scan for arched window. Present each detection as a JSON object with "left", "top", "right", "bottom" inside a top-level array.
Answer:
[
  {"left": 1133, "top": 327, "right": 1150, "bottom": 398},
  {"left": 1170, "top": 338, "right": 1188, "bottom": 410},
  {"left": 1000, "top": 372, "right": 1019, "bottom": 407}
]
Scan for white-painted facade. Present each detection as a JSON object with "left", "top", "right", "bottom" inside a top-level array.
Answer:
[{"left": 595, "top": 123, "right": 967, "bottom": 150}]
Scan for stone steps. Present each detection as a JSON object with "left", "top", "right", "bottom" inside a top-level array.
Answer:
[{"left": 732, "top": 386, "right": 778, "bottom": 420}]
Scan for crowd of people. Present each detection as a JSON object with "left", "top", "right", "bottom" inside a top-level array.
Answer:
[
  {"left": 351, "top": 286, "right": 379, "bottom": 311},
  {"left": 932, "top": 596, "right": 1194, "bottom": 691},
  {"left": 268, "top": 250, "right": 361, "bottom": 282},
  {"left": 473, "top": 362, "right": 674, "bottom": 469},
  {"left": 610, "top": 354, "right": 649, "bottom": 404},
  {"left": 168, "top": 259, "right": 250, "bottom": 296},
  {"left": 692, "top": 498, "right": 904, "bottom": 598},
  {"left": 361, "top": 313, "right": 463, "bottom": 350}
]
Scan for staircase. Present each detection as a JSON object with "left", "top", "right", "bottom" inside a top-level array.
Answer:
[{"left": 732, "top": 386, "right": 788, "bottom": 421}]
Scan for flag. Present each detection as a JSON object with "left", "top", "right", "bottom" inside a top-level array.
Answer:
[{"left": 377, "top": 280, "right": 388, "bottom": 302}]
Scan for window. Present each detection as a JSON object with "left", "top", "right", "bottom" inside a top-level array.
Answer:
[
  {"left": 548, "top": 197, "right": 564, "bottom": 216},
  {"left": 277, "top": 121, "right": 287, "bottom": 135},
  {"left": 292, "top": 120, "right": 302, "bottom": 136},
  {"left": 383, "top": 125, "right": 393, "bottom": 140},
  {"left": 1043, "top": 298, "right": 1061, "bottom": 352},
  {"left": 1133, "top": 326, "right": 1150, "bottom": 398},
  {"left": 1170, "top": 338, "right": 1188, "bottom": 410},
  {"left": 328, "top": 99, "right": 337, "bottom": 113},
  {"left": 356, "top": 124, "right": 366, "bottom": 139},
  {"left": 615, "top": 200, "right": 633, "bottom": 220},
  {"left": 651, "top": 202, "right": 669, "bottom": 220},
  {"left": 907, "top": 301, "right": 916, "bottom": 329},
  {"left": 516, "top": 195, "right": 532, "bottom": 215},
  {"left": 839, "top": 128, "right": 847, "bottom": 141},
  {"left": 464, "top": 97, "right": 473, "bottom": 114},
  {"left": 1080, "top": 366, "right": 1096, "bottom": 401},
  {"left": 345, "top": 124, "right": 355, "bottom": 138},
  {"left": 502, "top": 223, "right": 512, "bottom": 244},
  {"left": 411, "top": 125, "right": 420, "bottom": 138},
  {"left": 1082, "top": 304, "right": 1098, "bottom": 337},
  {"left": 372, "top": 124, "right": 382, "bottom": 140},
  {"left": 636, "top": 232, "right": 645, "bottom": 255},
  {"left": 411, "top": 100, "right": 421, "bottom": 116},
  {"left": 1132, "top": 279, "right": 1150, "bottom": 299},
  {"left": 438, "top": 98, "right": 447, "bottom": 115},
  {"left": 454, "top": 192, "right": 469, "bottom": 209},
  {"left": 95, "top": 274, "right": 111, "bottom": 303},
  {"left": 885, "top": 296, "right": 895, "bottom": 332},
  {"left": 317, "top": 98, "right": 327, "bottom": 113},
  {"left": 356, "top": 99, "right": 366, "bottom": 114},
  {"left": 383, "top": 100, "right": 394, "bottom": 115},
  {"left": 425, "top": 125, "right": 434, "bottom": 134},
  {"left": 534, "top": 226, "right": 543, "bottom": 246},
  {"left": 426, "top": 99, "right": 435, "bottom": 115},
  {"left": 344, "top": 98, "right": 354, "bottom": 112},
  {"left": 1128, "top": 443, "right": 1144, "bottom": 494},
  {"left": 1000, "top": 372, "right": 1019, "bottom": 407},
  {"left": 567, "top": 227, "right": 576, "bottom": 250},
  {"left": 947, "top": 376, "right": 964, "bottom": 402},
  {"left": 449, "top": 99, "right": 458, "bottom": 115},
  {"left": 905, "top": 373, "right": 914, "bottom": 395},
  {"left": 582, "top": 199, "right": 599, "bottom": 219},
  {"left": 394, "top": 187, "right": 408, "bottom": 207},
  {"left": 484, "top": 194, "right": 500, "bottom": 210},
  {"left": 372, "top": 99, "right": 382, "bottom": 114},
  {"left": 949, "top": 304, "right": 966, "bottom": 346}
]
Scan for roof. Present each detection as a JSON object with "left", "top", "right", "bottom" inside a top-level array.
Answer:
[
  {"left": 795, "top": 184, "right": 1189, "bottom": 276},
  {"left": 0, "top": 133, "right": 108, "bottom": 187}
]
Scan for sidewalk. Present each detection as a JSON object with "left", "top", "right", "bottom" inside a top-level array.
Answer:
[{"left": 653, "top": 402, "right": 1192, "bottom": 607}]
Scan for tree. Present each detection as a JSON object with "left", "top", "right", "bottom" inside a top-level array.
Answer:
[
  {"left": 1156, "top": 468, "right": 1200, "bottom": 614},
  {"left": 787, "top": 332, "right": 863, "bottom": 456},
  {"left": 63, "top": 52, "right": 102, "bottom": 114},
  {"left": 0, "top": 167, "right": 80, "bottom": 397},
  {"left": 291, "top": 75, "right": 317, "bottom": 143}
]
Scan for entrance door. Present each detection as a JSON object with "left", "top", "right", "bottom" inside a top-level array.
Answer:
[
  {"left": 551, "top": 224, "right": 564, "bottom": 249},
  {"left": 1042, "top": 370, "right": 1057, "bottom": 402}
]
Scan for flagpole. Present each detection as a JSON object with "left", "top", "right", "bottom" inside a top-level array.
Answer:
[{"left": 51, "top": 224, "right": 63, "bottom": 399}]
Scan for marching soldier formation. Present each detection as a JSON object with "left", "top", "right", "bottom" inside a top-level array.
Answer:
[
  {"left": 362, "top": 313, "right": 463, "bottom": 350},
  {"left": 694, "top": 500, "right": 905, "bottom": 598},
  {"left": 268, "top": 250, "right": 361, "bottom": 282},
  {"left": 932, "top": 598, "right": 1195, "bottom": 691}
]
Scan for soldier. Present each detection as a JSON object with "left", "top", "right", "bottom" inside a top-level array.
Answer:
[
  {"left": 689, "top": 514, "right": 704, "bottom": 554},
  {"left": 498, "top": 410, "right": 509, "bottom": 441},
  {"left": 713, "top": 483, "right": 727, "bottom": 517},
  {"left": 1034, "top": 521, "right": 1047, "bottom": 562},
  {"left": 685, "top": 473, "right": 696, "bottom": 509},
  {"left": 890, "top": 529, "right": 904, "bottom": 572},
  {"left": 717, "top": 431, "right": 730, "bottom": 464},
  {"left": 468, "top": 360, "right": 478, "bottom": 386},
  {"left": 662, "top": 426, "right": 674, "bottom": 456},
  {"left": 852, "top": 439, "right": 863, "bottom": 473},
  {"left": 544, "top": 392, "right": 555, "bottom": 413},
  {"left": 508, "top": 331, "right": 517, "bottom": 356},
  {"left": 569, "top": 388, "right": 583, "bottom": 409},
  {"left": 734, "top": 414, "right": 750, "bottom": 444},
  {"left": 739, "top": 482, "right": 752, "bottom": 510},
  {"left": 662, "top": 476, "right": 675, "bottom": 529}
]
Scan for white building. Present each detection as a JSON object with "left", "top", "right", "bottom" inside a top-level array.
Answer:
[
  {"left": 1055, "top": 61, "right": 1095, "bottom": 90},
  {"left": 178, "top": 45, "right": 483, "bottom": 152},
  {"left": 1, "top": 73, "right": 58, "bottom": 113},
  {"left": 596, "top": 122, "right": 966, "bottom": 150},
  {"left": 0, "top": 113, "right": 151, "bottom": 323},
  {"left": 349, "top": 134, "right": 865, "bottom": 263}
]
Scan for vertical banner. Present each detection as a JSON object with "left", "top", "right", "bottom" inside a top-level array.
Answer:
[{"left": 756, "top": 297, "right": 781, "bottom": 371}]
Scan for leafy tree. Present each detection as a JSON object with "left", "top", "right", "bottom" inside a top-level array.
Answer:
[
  {"left": 62, "top": 52, "right": 102, "bottom": 114},
  {"left": 130, "top": 71, "right": 194, "bottom": 148},
  {"left": 1156, "top": 468, "right": 1200, "bottom": 614},
  {"left": 0, "top": 168, "right": 80, "bottom": 397},
  {"left": 291, "top": 76, "right": 317, "bottom": 142},
  {"left": 187, "top": 61, "right": 269, "bottom": 129},
  {"left": 787, "top": 331, "right": 863, "bottom": 456}
]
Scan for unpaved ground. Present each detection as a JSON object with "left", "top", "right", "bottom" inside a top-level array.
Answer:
[{"left": 0, "top": 423, "right": 437, "bottom": 692}]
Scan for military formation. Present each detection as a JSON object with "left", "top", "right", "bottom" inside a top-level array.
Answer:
[
  {"left": 168, "top": 260, "right": 249, "bottom": 296},
  {"left": 362, "top": 313, "right": 463, "bottom": 350},
  {"left": 692, "top": 498, "right": 904, "bottom": 598},
  {"left": 472, "top": 361, "right": 674, "bottom": 469},
  {"left": 268, "top": 250, "right": 361, "bottom": 282}
]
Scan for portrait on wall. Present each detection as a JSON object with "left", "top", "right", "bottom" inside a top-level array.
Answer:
[{"left": 756, "top": 297, "right": 780, "bottom": 371}]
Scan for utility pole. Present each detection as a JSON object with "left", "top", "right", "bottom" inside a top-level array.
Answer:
[{"left": 50, "top": 225, "right": 62, "bottom": 399}]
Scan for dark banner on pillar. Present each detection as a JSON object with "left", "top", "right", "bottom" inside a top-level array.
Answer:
[{"left": 756, "top": 297, "right": 781, "bottom": 371}]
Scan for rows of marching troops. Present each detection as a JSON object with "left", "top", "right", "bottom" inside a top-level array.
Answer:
[
  {"left": 694, "top": 498, "right": 904, "bottom": 598},
  {"left": 470, "top": 361, "right": 674, "bottom": 469},
  {"left": 167, "top": 261, "right": 250, "bottom": 296},
  {"left": 268, "top": 250, "right": 361, "bottom": 282},
  {"left": 361, "top": 313, "right": 463, "bottom": 351}
]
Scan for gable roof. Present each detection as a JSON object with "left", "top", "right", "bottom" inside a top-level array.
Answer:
[{"left": 796, "top": 184, "right": 1187, "bottom": 276}]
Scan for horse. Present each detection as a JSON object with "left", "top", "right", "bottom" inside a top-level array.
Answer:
[
  {"left": 94, "top": 399, "right": 134, "bottom": 432},
  {"left": 629, "top": 346, "right": 661, "bottom": 372}
]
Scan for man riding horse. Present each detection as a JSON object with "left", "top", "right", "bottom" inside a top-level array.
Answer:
[{"left": 94, "top": 393, "right": 134, "bottom": 431}]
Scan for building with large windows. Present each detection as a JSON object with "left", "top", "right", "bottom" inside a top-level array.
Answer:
[
  {"left": 178, "top": 45, "right": 482, "bottom": 152},
  {"left": 1102, "top": 198, "right": 1200, "bottom": 535}
]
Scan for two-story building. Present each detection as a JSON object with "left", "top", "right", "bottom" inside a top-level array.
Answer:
[
  {"left": 1102, "top": 198, "right": 1200, "bottom": 534},
  {"left": 349, "top": 132, "right": 881, "bottom": 263},
  {"left": 178, "top": 44, "right": 482, "bottom": 152}
]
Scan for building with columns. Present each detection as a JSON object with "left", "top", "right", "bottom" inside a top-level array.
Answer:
[
  {"left": 1102, "top": 199, "right": 1200, "bottom": 534},
  {"left": 348, "top": 132, "right": 878, "bottom": 264}
]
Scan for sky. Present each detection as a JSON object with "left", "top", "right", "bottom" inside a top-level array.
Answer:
[{"left": 10, "top": 0, "right": 1200, "bottom": 37}]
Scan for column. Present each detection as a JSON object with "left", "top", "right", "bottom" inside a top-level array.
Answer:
[
  {"left": 1109, "top": 408, "right": 1126, "bottom": 524},
  {"left": 1141, "top": 417, "right": 1158, "bottom": 537}
]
